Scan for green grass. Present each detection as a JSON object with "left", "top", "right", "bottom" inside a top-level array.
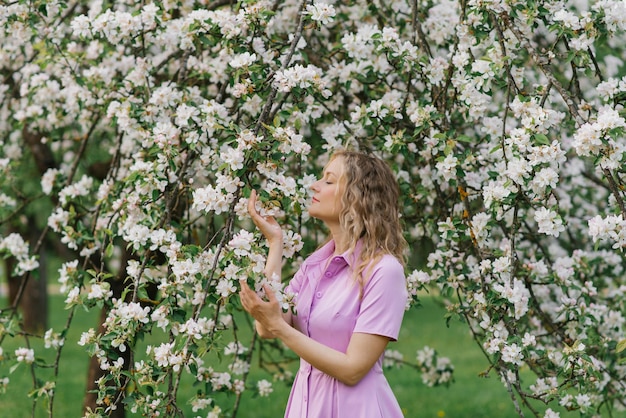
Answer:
[
  {"left": 0, "top": 295, "right": 594, "bottom": 418},
  {"left": 391, "top": 298, "right": 518, "bottom": 418}
]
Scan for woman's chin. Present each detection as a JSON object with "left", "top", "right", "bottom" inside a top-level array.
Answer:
[{"left": 308, "top": 209, "right": 327, "bottom": 222}]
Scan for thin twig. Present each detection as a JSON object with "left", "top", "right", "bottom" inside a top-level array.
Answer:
[
  {"left": 254, "top": 0, "right": 312, "bottom": 135},
  {"left": 500, "top": 12, "right": 585, "bottom": 126}
]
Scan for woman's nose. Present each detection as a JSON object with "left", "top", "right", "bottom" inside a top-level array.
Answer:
[{"left": 310, "top": 180, "right": 320, "bottom": 192}]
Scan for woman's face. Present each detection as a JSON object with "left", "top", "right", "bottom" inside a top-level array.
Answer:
[{"left": 308, "top": 156, "right": 345, "bottom": 224}]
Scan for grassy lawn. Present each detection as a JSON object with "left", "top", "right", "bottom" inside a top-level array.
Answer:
[{"left": 0, "top": 294, "right": 593, "bottom": 417}]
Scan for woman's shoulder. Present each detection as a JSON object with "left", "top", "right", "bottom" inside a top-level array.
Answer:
[
  {"left": 363, "top": 254, "right": 408, "bottom": 299},
  {"left": 366, "top": 253, "right": 405, "bottom": 283},
  {"left": 374, "top": 253, "right": 404, "bottom": 270}
]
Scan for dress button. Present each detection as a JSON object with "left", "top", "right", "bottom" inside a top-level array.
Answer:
[
  {"left": 316, "top": 292, "right": 322, "bottom": 298},
  {"left": 324, "top": 272, "right": 332, "bottom": 277}
]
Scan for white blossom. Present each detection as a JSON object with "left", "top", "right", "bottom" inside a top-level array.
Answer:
[
  {"left": 58, "top": 175, "right": 94, "bottom": 206},
  {"left": 228, "top": 230, "right": 254, "bottom": 256},
  {"left": 544, "top": 409, "right": 560, "bottom": 418},
  {"left": 534, "top": 207, "right": 565, "bottom": 237},
  {"left": 78, "top": 329, "right": 96, "bottom": 347},
  {"left": 273, "top": 64, "right": 323, "bottom": 93},
  {"left": 15, "top": 348, "right": 35, "bottom": 364},
  {"left": 216, "top": 278, "right": 237, "bottom": 297},
  {"left": 44, "top": 329, "right": 65, "bottom": 349},
  {"left": 482, "top": 179, "right": 512, "bottom": 208},
  {"left": 88, "top": 282, "right": 112, "bottom": 300},
  {"left": 220, "top": 146, "right": 245, "bottom": 171},
  {"left": 257, "top": 379, "right": 273, "bottom": 397},
  {"left": 306, "top": 2, "right": 336, "bottom": 25},
  {"left": 41, "top": 168, "right": 61, "bottom": 195},
  {"left": 493, "top": 278, "right": 530, "bottom": 319},
  {"left": 501, "top": 343, "right": 524, "bottom": 366},
  {"left": 229, "top": 52, "right": 257, "bottom": 68},
  {"left": 435, "top": 154, "right": 458, "bottom": 182}
]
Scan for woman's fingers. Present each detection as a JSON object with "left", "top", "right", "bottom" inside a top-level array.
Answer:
[
  {"left": 263, "top": 284, "right": 277, "bottom": 304},
  {"left": 240, "top": 281, "right": 284, "bottom": 339},
  {"left": 239, "top": 281, "right": 265, "bottom": 310},
  {"left": 247, "top": 189, "right": 258, "bottom": 217},
  {"left": 239, "top": 281, "right": 278, "bottom": 311},
  {"left": 248, "top": 190, "right": 269, "bottom": 225},
  {"left": 248, "top": 190, "right": 264, "bottom": 227},
  {"left": 247, "top": 189, "right": 283, "bottom": 243},
  {"left": 239, "top": 280, "right": 254, "bottom": 310}
]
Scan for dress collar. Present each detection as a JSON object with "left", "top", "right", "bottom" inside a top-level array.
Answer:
[{"left": 306, "top": 239, "right": 363, "bottom": 268}]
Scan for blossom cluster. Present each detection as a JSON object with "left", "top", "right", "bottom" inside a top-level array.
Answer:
[
  {"left": 415, "top": 346, "right": 454, "bottom": 387},
  {"left": 0, "top": 233, "right": 38, "bottom": 275}
]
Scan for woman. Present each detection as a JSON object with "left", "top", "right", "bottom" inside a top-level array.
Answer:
[{"left": 239, "top": 150, "right": 408, "bottom": 417}]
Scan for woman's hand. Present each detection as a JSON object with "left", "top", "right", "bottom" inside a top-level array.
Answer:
[
  {"left": 248, "top": 189, "right": 283, "bottom": 245},
  {"left": 239, "top": 280, "right": 286, "bottom": 338}
]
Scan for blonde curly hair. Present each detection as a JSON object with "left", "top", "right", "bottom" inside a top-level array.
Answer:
[{"left": 330, "top": 150, "right": 407, "bottom": 288}]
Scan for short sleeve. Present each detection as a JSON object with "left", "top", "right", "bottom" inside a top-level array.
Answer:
[{"left": 353, "top": 256, "right": 408, "bottom": 341}]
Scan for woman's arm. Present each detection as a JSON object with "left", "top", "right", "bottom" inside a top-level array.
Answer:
[
  {"left": 248, "top": 189, "right": 283, "bottom": 277},
  {"left": 239, "top": 282, "right": 389, "bottom": 386},
  {"left": 247, "top": 190, "right": 292, "bottom": 338}
]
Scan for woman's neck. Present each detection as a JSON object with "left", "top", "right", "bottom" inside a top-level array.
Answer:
[{"left": 328, "top": 224, "right": 349, "bottom": 255}]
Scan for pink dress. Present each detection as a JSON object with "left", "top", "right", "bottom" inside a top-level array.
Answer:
[{"left": 284, "top": 240, "right": 408, "bottom": 418}]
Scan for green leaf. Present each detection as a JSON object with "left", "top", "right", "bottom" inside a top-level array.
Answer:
[
  {"left": 565, "top": 49, "right": 577, "bottom": 63},
  {"left": 9, "top": 363, "right": 21, "bottom": 374},
  {"left": 137, "top": 286, "right": 149, "bottom": 300},
  {"left": 489, "top": 145, "right": 501, "bottom": 154},
  {"left": 105, "top": 242, "right": 114, "bottom": 258},
  {"left": 617, "top": 339, "right": 626, "bottom": 354},
  {"left": 533, "top": 134, "right": 549, "bottom": 145}
]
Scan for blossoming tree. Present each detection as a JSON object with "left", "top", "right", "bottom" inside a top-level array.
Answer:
[{"left": 1, "top": 0, "right": 625, "bottom": 417}]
